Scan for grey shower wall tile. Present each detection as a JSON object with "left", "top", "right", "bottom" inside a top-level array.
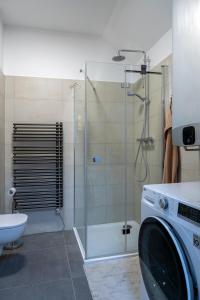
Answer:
[{"left": 0, "top": 279, "right": 75, "bottom": 300}]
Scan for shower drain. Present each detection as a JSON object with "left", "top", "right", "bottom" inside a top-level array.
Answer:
[{"left": 122, "top": 224, "right": 132, "bottom": 235}]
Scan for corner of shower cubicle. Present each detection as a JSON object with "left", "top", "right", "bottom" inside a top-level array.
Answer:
[{"left": 73, "top": 60, "right": 167, "bottom": 262}]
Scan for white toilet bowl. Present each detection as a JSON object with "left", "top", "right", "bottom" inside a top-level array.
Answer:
[{"left": 0, "top": 214, "right": 28, "bottom": 255}]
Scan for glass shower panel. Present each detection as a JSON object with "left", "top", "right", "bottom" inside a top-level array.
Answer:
[
  {"left": 125, "top": 64, "right": 164, "bottom": 253},
  {"left": 124, "top": 65, "right": 145, "bottom": 254},
  {"left": 85, "top": 62, "right": 127, "bottom": 258},
  {"left": 74, "top": 82, "right": 86, "bottom": 252}
]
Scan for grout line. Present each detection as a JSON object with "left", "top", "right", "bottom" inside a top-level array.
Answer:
[
  {"left": 0, "top": 231, "right": 89, "bottom": 299},
  {"left": 64, "top": 244, "right": 77, "bottom": 300},
  {"left": 0, "top": 277, "right": 72, "bottom": 292},
  {"left": 4, "top": 243, "right": 66, "bottom": 254}
]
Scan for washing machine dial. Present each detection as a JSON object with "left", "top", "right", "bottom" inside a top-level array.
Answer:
[{"left": 159, "top": 198, "right": 169, "bottom": 210}]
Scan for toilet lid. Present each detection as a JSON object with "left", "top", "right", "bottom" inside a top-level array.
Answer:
[{"left": 0, "top": 214, "right": 28, "bottom": 229}]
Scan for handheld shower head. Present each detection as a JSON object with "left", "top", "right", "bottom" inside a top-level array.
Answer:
[{"left": 127, "top": 92, "right": 145, "bottom": 102}]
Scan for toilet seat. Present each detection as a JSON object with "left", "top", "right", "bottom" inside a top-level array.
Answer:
[{"left": 0, "top": 214, "right": 28, "bottom": 230}]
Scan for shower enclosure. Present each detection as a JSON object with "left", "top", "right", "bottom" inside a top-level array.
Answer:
[{"left": 73, "top": 61, "right": 165, "bottom": 260}]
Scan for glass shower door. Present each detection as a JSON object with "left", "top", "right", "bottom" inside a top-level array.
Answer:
[
  {"left": 74, "top": 82, "right": 86, "bottom": 253},
  {"left": 85, "top": 62, "right": 127, "bottom": 259}
]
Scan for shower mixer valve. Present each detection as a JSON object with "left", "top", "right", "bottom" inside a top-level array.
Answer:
[{"left": 137, "top": 137, "right": 154, "bottom": 144}]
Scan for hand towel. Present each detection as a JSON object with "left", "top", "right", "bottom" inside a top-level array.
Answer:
[{"left": 163, "top": 100, "right": 180, "bottom": 183}]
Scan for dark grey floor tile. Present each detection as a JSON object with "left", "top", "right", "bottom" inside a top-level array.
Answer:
[
  {"left": 0, "top": 231, "right": 89, "bottom": 298},
  {"left": 69, "top": 260, "right": 85, "bottom": 278},
  {"left": 66, "top": 242, "right": 84, "bottom": 278},
  {"left": 64, "top": 231, "right": 78, "bottom": 246},
  {"left": 24, "top": 245, "right": 65, "bottom": 264},
  {"left": 0, "top": 253, "right": 26, "bottom": 277},
  {"left": 73, "top": 276, "right": 93, "bottom": 300},
  {"left": 19, "top": 231, "right": 65, "bottom": 252},
  {"left": 0, "top": 247, "right": 70, "bottom": 289},
  {"left": 0, "top": 279, "right": 75, "bottom": 300},
  {"left": 67, "top": 244, "right": 83, "bottom": 262}
]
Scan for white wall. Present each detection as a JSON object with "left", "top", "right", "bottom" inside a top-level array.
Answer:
[
  {"left": 147, "top": 29, "right": 172, "bottom": 70},
  {"left": 3, "top": 26, "right": 173, "bottom": 82},
  {"left": 3, "top": 26, "right": 117, "bottom": 80},
  {"left": 0, "top": 18, "right": 4, "bottom": 70},
  {"left": 134, "top": 29, "right": 172, "bottom": 71}
]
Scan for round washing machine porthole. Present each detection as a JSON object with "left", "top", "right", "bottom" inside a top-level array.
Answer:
[{"left": 138, "top": 216, "right": 194, "bottom": 300}]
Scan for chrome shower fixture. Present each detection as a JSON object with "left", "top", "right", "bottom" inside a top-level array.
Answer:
[
  {"left": 112, "top": 49, "right": 147, "bottom": 65},
  {"left": 127, "top": 92, "right": 146, "bottom": 102}
]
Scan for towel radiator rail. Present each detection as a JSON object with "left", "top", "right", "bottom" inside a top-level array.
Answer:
[{"left": 13, "top": 123, "right": 63, "bottom": 211}]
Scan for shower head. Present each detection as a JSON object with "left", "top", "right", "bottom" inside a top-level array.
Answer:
[
  {"left": 112, "top": 54, "right": 126, "bottom": 62},
  {"left": 112, "top": 49, "right": 147, "bottom": 64},
  {"left": 127, "top": 91, "right": 145, "bottom": 102}
]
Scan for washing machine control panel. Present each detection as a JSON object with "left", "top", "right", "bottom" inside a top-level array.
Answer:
[
  {"left": 159, "top": 198, "right": 169, "bottom": 210},
  {"left": 178, "top": 203, "right": 200, "bottom": 226}
]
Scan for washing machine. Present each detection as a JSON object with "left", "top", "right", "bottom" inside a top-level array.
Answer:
[{"left": 138, "top": 182, "right": 200, "bottom": 300}]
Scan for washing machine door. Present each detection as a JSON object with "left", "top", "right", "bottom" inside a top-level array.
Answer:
[{"left": 139, "top": 216, "right": 194, "bottom": 300}]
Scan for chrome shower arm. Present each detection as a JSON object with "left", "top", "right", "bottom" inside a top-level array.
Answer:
[{"left": 117, "top": 49, "right": 147, "bottom": 64}]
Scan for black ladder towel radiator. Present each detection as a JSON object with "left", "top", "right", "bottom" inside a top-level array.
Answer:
[{"left": 13, "top": 123, "right": 63, "bottom": 211}]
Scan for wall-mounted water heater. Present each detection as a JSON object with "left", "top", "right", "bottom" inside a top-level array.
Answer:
[{"left": 173, "top": 0, "right": 200, "bottom": 147}]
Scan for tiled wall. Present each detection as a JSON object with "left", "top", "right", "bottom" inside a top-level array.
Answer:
[
  {"left": 74, "top": 70, "right": 164, "bottom": 228},
  {"left": 4, "top": 60, "right": 198, "bottom": 235},
  {"left": 0, "top": 71, "right": 5, "bottom": 213},
  {"left": 74, "top": 80, "right": 129, "bottom": 227},
  {"left": 85, "top": 80, "right": 131, "bottom": 225},
  {"left": 180, "top": 151, "right": 200, "bottom": 181},
  {"left": 5, "top": 76, "right": 75, "bottom": 233}
]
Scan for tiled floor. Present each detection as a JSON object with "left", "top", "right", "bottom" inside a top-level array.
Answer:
[{"left": 0, "top": 231, "right": 93, "bottom": 300}]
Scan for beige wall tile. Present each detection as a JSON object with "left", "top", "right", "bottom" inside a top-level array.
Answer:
[
  {"left": 5, "top": 77, "right": 14, "bottom": 99},
  {"left": 106, "top": 143, "right": 125, "bottom": 165},
  {"left": 149, "top": 89, "right": 163, "bottom": 118},
  {"left": 180, "top": 169, "right": 200, "bottom": 182},
  {"left": 106, "top": 123, "right": 125, "bottom": 143},
  {"left": 13, "top": 99, "right": 73, "bottom": 123},
  {"left": 14, "top": 77, "right": 62, "bottom": 100},
  {"left": 88, "top": 185, "right": 107, "bottom": 207},
  {"left": 61, "top": 79, "right": 75, "bottom": 101},
  {"left": 88, "top": 165, "right": 107, "bottom": 186},
  {"left": 88, "top": 122, "right": 106, "bottom": 143},
  {"left": 4, "top": 76, "right": 76, "bottom": 230},
  {"left": 88, "top": 143, "right": 106, "bottom": 165},
  {"left": 106, "top": 165, "right": 125, "bottom": 185},
  {"left": 87, "top": 102, "right": 107, "bottom": 122}
]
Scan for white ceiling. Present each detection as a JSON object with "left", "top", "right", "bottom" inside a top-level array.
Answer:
[
  {"left": 0, "top": 0, "right": 117, "bottom": 35},
  {"left": 104, "top": 0, "right": 172, "bottom": 53},
  {"left": 0, "top": 0, "right": 172, "bottom": 53}
]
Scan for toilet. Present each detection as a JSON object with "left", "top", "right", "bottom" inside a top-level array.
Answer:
[{"left": 0, "top": 214, "right": 28, "bottom": 255}]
